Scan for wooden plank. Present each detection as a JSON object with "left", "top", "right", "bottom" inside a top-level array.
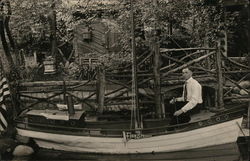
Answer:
[
  {"left": 77, "top": 40, "right": 106, "bottom": 54},
  {"left": 92, "top": 29, "right": 106, "bottom": 39},
  {"left": 160, "top": 47, "right": 216, "bottom": 52},
  {"left": 18, "top": 82, "right": 124, "bottom": 93},
  {"left": 18, "top": 80, "right": 95, "bottom": 87},
  {"left": 91, "top": 35, "right": 106, "bottom": 45}
]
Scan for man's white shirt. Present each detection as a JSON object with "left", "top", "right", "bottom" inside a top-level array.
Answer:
[{"left": 177, "top": 77, "right": 202, "bottom": 113}]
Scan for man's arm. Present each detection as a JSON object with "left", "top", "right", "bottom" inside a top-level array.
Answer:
[
  {"left": 176, "top": 96, "right": 184, "bottom": 102},
  {"left": 174, "top": 82, "right": 201, "bottom": 116},
  {"left": 170, "top": 96, "right": 184, "bottom": 104},
  {"left": 174, "top": 94, "right": 198, "bottom": 116},
  {"left": 170, "top": 85, "right": 185, "bottom": 104},
  {"left": 181, "top": 99, "right": 198, "bottom": 113}
]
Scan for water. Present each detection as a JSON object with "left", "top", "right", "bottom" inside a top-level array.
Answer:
[
  {"left": 3, "top": 137, "right": 248, "bottom": 161},
  {"left": 23, "top": 139, "right": 248, "bottom": 161}
]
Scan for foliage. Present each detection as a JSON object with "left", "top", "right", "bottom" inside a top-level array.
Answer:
[
  {"left": 1, "top": 0, "right": 247, "bottom": 79},
  {"left": 18, "top": 65, "right": 41, "bottom": 81},
  {"left": 112, "top": 0, "right": 220, "bottom": 53}
]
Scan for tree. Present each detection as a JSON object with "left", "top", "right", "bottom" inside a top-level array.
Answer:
[
  {"left": 0, "top": 0, "right": 17, "bottom": 76},
  {"left": 2, "top": 0, "right": 245, "bottom": 73}
]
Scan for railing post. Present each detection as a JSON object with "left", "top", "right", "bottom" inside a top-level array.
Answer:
[
  {"left": 247, "top": 102, "right": 250, "bottom": 128},
  {"left": 215, "top": 46, "right": 224, "bottom": 109},
  {"left": 152, "top": 0, "right": 163, "bottom": 119},
  {"left": 97, "top": 65, "right": 105, "bottom": 114},
  {"left": 63, "top": 81, "right": 67, "bottom": 104},
  {"left": 66, "top": 95, "right": 75, "bottom": 115}
]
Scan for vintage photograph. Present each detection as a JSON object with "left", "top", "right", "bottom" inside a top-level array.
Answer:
[{"left": 0, "top": 0, "right": 249, "bottom": 161}]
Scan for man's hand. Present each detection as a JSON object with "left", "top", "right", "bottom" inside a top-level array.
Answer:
[
  {"left": 174, "top": 109, "right": 184, "bottom": 116},
  {"left": 169, "top": 98, "right": 176, "bottom": 104}
]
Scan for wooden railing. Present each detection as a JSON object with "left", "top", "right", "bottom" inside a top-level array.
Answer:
[{"left": 17, "top": 46, "right": 250, "bottom": 114}]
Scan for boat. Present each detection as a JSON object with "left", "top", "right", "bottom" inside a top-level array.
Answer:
[
  {"left": 14, "top": 106, "right": 246, "bottom": 154},
  {"left": 13, "top": 0, "right": 249, "bottom": 155}
]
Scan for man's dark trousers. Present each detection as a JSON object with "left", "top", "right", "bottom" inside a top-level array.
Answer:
[{"left": 169, "top": 102, "right": 201, "bottom": 126}]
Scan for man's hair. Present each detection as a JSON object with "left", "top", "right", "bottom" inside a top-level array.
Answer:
[{"left": 182, "top": 67, "right": 193, "bottom": 74}]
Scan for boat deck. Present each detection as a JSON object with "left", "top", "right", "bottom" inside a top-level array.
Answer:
[{"left": 190, "top": 110, "right": 216, "bottom": 123}]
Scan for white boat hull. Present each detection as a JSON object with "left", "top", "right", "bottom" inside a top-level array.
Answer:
[{"left": 16, "top": 118, "right": 242, "bottom": 154}]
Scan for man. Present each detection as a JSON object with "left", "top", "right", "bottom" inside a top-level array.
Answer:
[{"left": 169, "top": 68, "right": 202, "bottom": 125}]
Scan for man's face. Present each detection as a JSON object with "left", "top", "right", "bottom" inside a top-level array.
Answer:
[{"left": 182, "top": 69, "right": 192, "bottom": 80}]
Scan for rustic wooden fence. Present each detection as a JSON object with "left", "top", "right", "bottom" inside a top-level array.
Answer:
[{"left": 16, "top": 46, "right": 250, "bottom": 114}]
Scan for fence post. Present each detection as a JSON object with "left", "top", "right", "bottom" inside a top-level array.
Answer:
[
  {"left": 66, "top": 95, "right": 75, "bottom": 115},
  {"left": 97, "top": 66, "right": 105, "bottom": 114},
  {"left": 247, "top": 102, "right": 250, "bottom": 128},
  {"left": 215, "top": 45, "right": 224, "bottom": 109}
]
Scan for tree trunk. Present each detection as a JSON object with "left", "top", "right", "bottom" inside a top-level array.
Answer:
[
  {"left": 0, "top": 17, "right": 14, "bottom": 71},
  {"left": 50, "top": 10, "right": 57, "bottom": 56},
  {"left": 50, "top": 0, "right": 57, "bottom": 57},
  {"left": 4, "top": 1, "right": 19, "bottom": 66}
]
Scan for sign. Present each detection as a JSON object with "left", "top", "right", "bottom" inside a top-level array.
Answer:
[{"left": 123, "top": 131, "right": 144, "bottom": 142}]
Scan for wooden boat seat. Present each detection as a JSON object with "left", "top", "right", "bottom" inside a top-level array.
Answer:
[
  {"left": 26, "top": 110, "right": 85, "bottom": 121},
  {"left": 190, "top": 110, "right": 216, "bottom": 123}
]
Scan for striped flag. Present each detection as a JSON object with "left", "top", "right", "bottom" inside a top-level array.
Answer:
[{"left": 0, "top": 69, "right": 10, "bottom": 132}]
